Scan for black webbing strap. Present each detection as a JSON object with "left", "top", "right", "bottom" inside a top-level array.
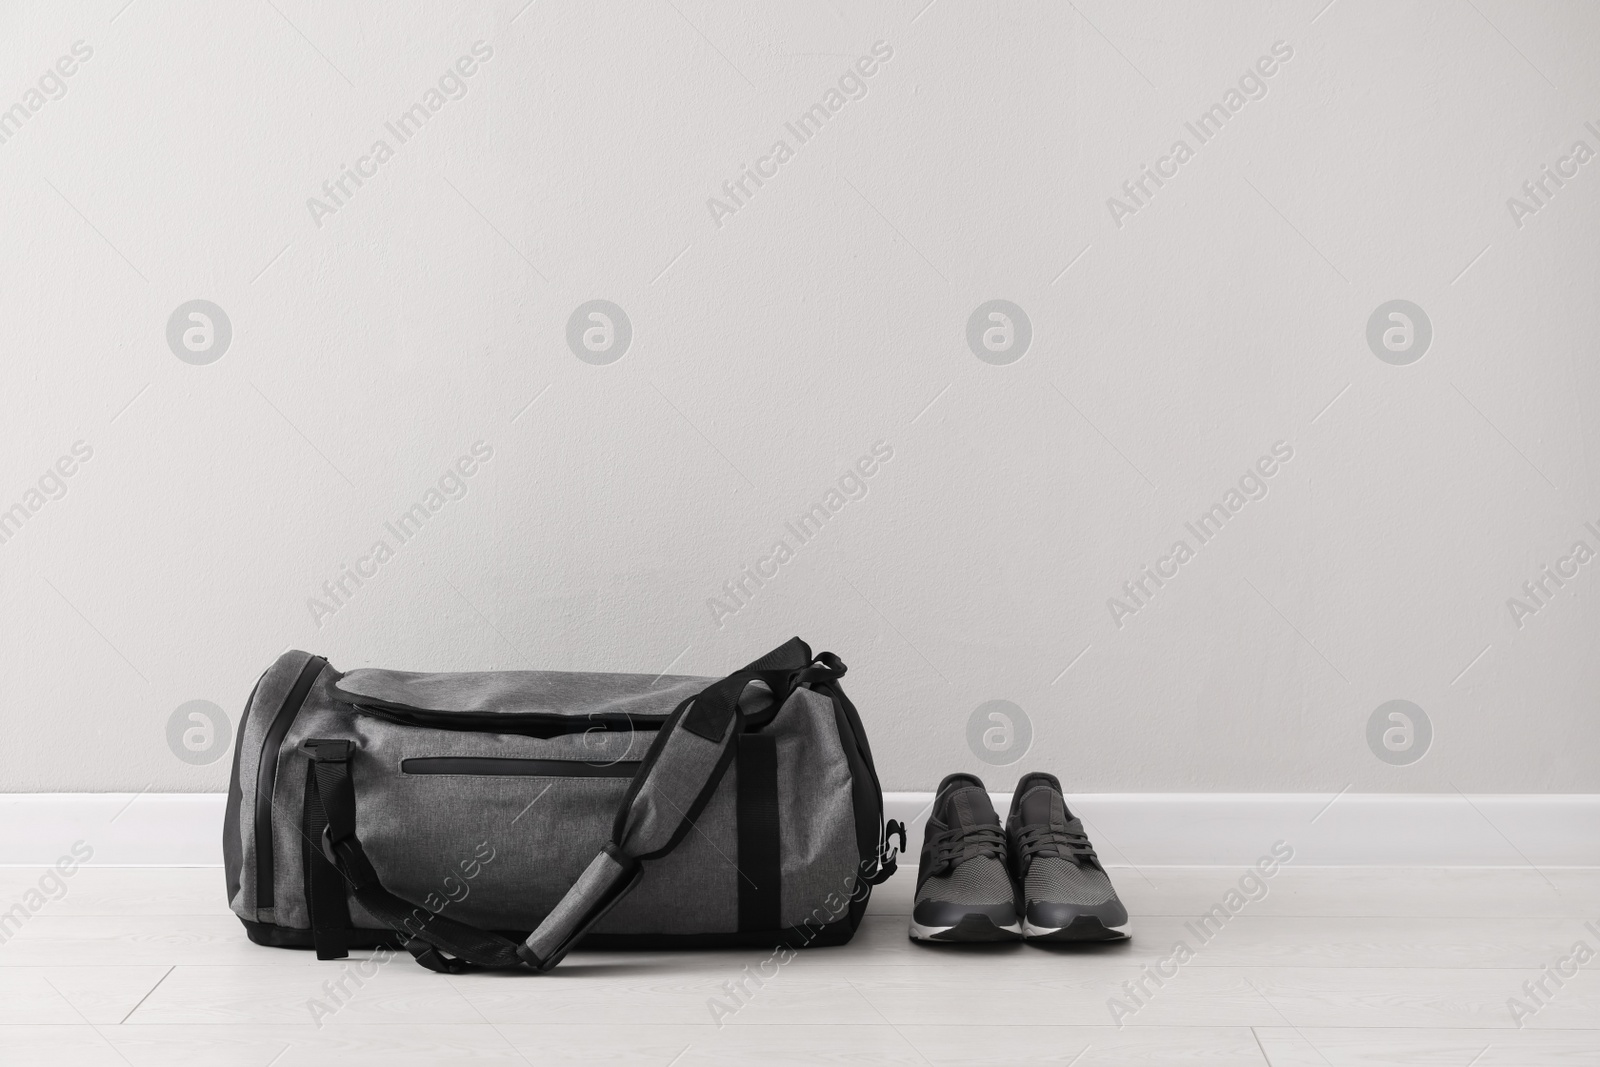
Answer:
[
  {"left": 301, "top": 738, "right": 525, "bottom": 972},
  {"left": 736, "top": 731, "right": 781, "bottom": 932},
  {"left": 731, "top": 647, "right": 849, "bottom": 927},
  {"left": 301, "top": 761, "right": 352, "bottom": 960}
]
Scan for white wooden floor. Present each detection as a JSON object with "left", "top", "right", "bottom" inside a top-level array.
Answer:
[{"left": 1, "top": 865, "right": 1596, "bottom": 1066}]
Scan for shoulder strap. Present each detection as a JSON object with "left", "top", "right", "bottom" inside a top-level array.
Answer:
[{"left": 517, "top": 637, "right": 815, "bottom": 972}]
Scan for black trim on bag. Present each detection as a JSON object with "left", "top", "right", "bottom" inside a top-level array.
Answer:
[
  {"left": 239, "top": 915, "right": 859, "bottom": 953},
  {"left": 223, "top": 668, "right": 267, "bottom": 908},
  {"left": 400, "top": 757, "right": 641, "bottom": 778},
  {"left": 254, "top": 655, "right": 328, "bottom": 909},
  {"left": 682, "top": 694, "right": 734, "bottom": 741}
]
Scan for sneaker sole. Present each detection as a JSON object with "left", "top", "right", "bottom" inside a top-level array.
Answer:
[
  {"left": 909, "top": 913, "right": 1023, "bottom": 943},
  {"left": 1023, "top": 915, "right": 1131, "bottom": 942}
]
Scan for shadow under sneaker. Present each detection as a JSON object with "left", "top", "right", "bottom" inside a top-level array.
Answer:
[
  {"left": 909, "top": 773, "right": 1021, "bottom": 942},
  {"left": 1006, "top": 772, "right": 1130, "bottom": 942}
]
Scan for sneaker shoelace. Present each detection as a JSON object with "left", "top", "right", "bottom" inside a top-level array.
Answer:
[
  {"left": 1014, "top": 822, "right": 1099, "bottom": 868},
  {"left": 925, "top": 822, "right": 1006, "bottom": 875}
]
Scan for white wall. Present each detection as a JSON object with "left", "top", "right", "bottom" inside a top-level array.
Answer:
[{"left": 2, "top": 0, "right": 1596, "bottom": 794}]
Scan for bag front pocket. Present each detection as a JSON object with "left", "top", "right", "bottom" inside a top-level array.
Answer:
[
  {"left": 333, "top": 668, "right": 709, "bottom": 737},
  {"left": 400, "top": 757, "right": 640, "bottom": 778}
]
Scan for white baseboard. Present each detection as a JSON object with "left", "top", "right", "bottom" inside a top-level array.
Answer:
[
  {"left": 0, "top": 794, "right": 226, "bottom": 866},
  {"left": 885, "top": 793, "right": 1600, "bottom": 868},
  {"left": 2, "top": 792, "right": 1596, "bottom": 867}
]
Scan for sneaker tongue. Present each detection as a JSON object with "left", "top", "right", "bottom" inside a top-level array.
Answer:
[
  {"left": 1019, "top": 784, "right": 1066, "bottom": 827},
  {"left": 940, "top": 785, "right": 1000, "bottom": 829}
]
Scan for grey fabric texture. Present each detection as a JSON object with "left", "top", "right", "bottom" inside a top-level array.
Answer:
[
  {"left": 523, "top": 849, "right": 630, "bottom": 960},
  {"left": 1024, "top": 856, "right": 1116, "bottom": 906},
  {"left": 229, "top": 652, "right": 873, "bottom": 941},
  {"left": 620, "top": 700, "right": 738, "bottom": 857},
  {"left": 514, "top": 679, "right": 746, "bottom": 953},
  {"left": 773, "top": 688, "right": 860, "bottom": 927},
  {"left": 600, "top": 770, "right": 739, "bottom": 933}
]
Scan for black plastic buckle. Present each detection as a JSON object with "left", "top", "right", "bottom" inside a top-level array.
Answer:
[
  {"left": 318, "top": 827, "right": 378, "bottom": 890},
  {"left": 318, "top": 826, "right": 368, "bottom": 872},
  {"left": 301, "top": 738, "right": 352, "bottom": 762},
  {"left": 319, "top": 826, "right": 342, "bottom": 868}
]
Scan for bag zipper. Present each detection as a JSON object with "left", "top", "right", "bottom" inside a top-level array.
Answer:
[
  {"left": 400, "top": 757, "right": 641, "bottom": 777},
  {"left": 255, "top": 655, "right": 327, "bottom": 909}
]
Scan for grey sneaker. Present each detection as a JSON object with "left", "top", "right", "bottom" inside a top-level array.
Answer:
[
  {"left": 1006, "top": 772, "right": 1130, "bottom": 942},
  {"left": 909, "top": 774, "right": 1021, "bottom": 942}
]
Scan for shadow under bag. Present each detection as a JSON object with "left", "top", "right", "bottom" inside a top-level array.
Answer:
[{"left": 223, "top": 637, "right": 902, "bottom": 973}]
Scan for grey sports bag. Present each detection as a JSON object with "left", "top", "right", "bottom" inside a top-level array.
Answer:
[{"left": 223, "top": 637, "right": 902, "bottom": 972}]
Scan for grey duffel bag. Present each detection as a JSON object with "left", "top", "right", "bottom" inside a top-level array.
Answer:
[{"left": 223, "top": 637, "right": 903, "bottom": 972}]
